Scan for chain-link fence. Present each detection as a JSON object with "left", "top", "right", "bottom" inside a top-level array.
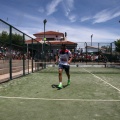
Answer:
[
  {"left": 0, "top": 19, "right": 44, "bottom": 83},
  {"left": 71, "top": 42, "right": 120, "bottom": 63},
  {"left": 0, "top": 19, "right": 120, "bottom": 83}
]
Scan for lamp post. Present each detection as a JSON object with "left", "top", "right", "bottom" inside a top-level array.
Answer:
[
  {"left": 91, "top": 34, "right": 93, "bottom": 46},
  {"left": 43, "top": 19, "right": 47, "bottom": 45},
  {"left": 43, "top": 19, "right": 47, "bottom": 68}
]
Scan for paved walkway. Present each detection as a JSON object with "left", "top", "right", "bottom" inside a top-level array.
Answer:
[{"left": 0, "top": 69, "right": 33, "bottom": 83}]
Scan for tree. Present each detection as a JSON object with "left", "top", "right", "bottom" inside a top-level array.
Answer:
[
  {"left": 0, "top": 31, "right": 23, "bottom": 47},
  {"left": 115, "top": 39, "right": 120, "bottom": 53},
  {"left": 0, "top": 31, "right": 9, "bottom": 45},
  {"left": 12, "top": 33, "right": 23, "bottom": 46}
]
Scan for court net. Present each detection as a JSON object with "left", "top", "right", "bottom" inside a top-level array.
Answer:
[{"left": 34, "top": 62, "right": 120, "bottom": 74}]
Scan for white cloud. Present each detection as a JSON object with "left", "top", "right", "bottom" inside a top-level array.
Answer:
[
  {"left": 62, "top": 0, "right": 76, "bottom": 22},
  {"left": 93, "top": 8, "right": 120, "bottom": 23},
  {"left": 68, "top": 14, "right": 77, "bottom": 22},
  {"left": 65, "top": 8, "right": 71, "bottom": 16},
  {"left": 46, "top": 0, "right": 62, "bottom": 15},
  {"left": 66, "top": 0, "right": 74, "bottom": 9},
  {"left": 38, "top": 7, "right": 44, "bottom": 13},
  {"left": 67, "top": 27, "right": 120, "bottom": 43},
  {"left": 81, "top": 7, "right": 120, "bottom": 24},
  {"left": 23, "top": 14, "right": 41, "bottom": 22},
  {"left": 80, "top": 16, "right": 92, "bottom": 22}
]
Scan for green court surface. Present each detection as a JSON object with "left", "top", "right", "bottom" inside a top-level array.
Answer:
[{"left": 0, "top": 67, "right": 120, "bottom": 120}]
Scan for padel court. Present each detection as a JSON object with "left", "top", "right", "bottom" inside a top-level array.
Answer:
[{"left": 0, "top": 66, "right": 120, "bottom": 120}]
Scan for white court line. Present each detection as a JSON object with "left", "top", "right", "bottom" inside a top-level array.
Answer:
[
  {"left": 0, "top": 96, "right": 120, "bottom": 101},
  {"left": 83, "top": 68, "right": 120, "bottom": 92}
]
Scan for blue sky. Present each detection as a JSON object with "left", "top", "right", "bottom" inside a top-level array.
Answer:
[{"left": 0, "top": 0, "right": 120, "bottom": 43}]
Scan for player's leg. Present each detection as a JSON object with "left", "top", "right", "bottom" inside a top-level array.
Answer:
[
  {"left": 59, "top": 68, "right": 63, "bottom": 82},
  {"left": 65, "top": 65, "right": 71, "bottom": 85},
  {"left": 58, "top": 64, "right": 63, "bottom": 88}
]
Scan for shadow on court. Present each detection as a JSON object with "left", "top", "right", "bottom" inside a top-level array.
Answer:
[{"left": 51, "top": 84, "right": 68, "bottom": 90}]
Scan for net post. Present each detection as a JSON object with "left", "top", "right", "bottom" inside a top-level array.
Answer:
[
  {"left": 110, "top": 42, "right": 113, "bottom": 63},
  {"left": 84, "top": 42, "right": 87, "bottom": 65},
  {"left": 98, "top": 43, "right": 99, "bottom": 65}
]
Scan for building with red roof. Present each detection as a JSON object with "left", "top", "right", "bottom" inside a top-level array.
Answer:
[{"left": 25, "top": 31, "right": 77, "bottom": 50}]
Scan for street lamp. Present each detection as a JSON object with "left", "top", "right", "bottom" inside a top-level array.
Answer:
[
  {"left": 43, "top": 19, "right": 47, "bottom": 68},
  {"left": 43, "top": 19, "right": 47, "bottom": 52},
  {"left": 91, "top": 34, "right": 93, "bottom": 46},
  {"left": 43, "top": 19, "right": 47, "bottom": 43}
]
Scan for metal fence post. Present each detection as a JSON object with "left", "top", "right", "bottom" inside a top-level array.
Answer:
[
  {"left": 27, "top": 43, "right": 29, "bottom": 74},
  {"left": 84, "top": 42, "right": 87, "bottom": 64},
  {"left": 110, "top": 42, "right": 112, "bottom": 62},
  {"left": 9, "top": 25, "right": 12, "bottom": 80},
  {"left": 98, "top": 43, "right": 99, "bottom": 64},
  {"left": 32, "top": 38, "right": 33, "bottom": 73},
  {"left": 23, "top": 33, "right": 25, "bottom": 75}
]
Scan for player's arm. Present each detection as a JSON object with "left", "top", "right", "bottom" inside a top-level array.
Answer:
[
  {"left": 68, "top": 56, "right": 73, "bottom": 64},
  {"left": 68, "top": 51, "right": 73, "bottom": 64}
]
